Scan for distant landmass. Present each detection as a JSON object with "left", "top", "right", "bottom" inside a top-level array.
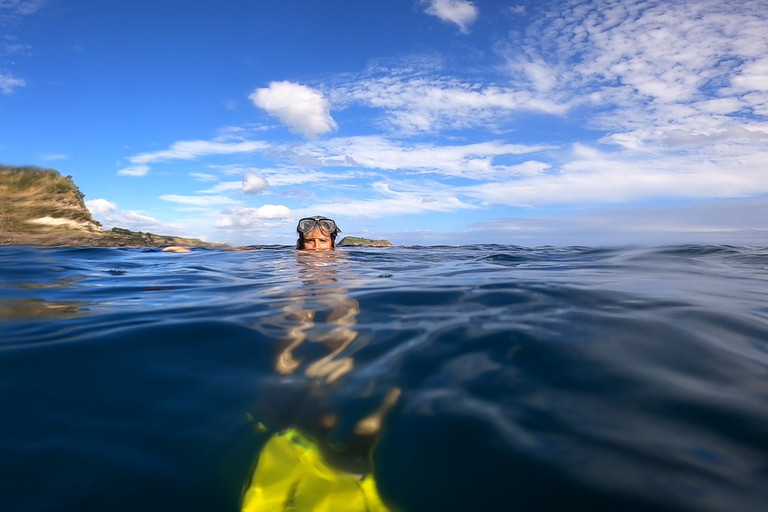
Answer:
[
  {"left": 338, "top": 236, "right": 393, "bottom": 247},
  {"left": 0, "top": 166, "right": 225, "bottom": 248}
]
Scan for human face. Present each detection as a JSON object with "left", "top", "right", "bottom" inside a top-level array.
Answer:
[{"left": 301, "top": 229, "right": 334, "bottom": 251}]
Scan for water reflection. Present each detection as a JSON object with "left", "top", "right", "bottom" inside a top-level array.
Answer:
[
  {"left": 5, "top": 276, "right": 83, "bottom": 289},
  {"left": 255, "top": 250, "right": 400, "bottom": 436},
  {"left": 0, "top": 298, "right": 85, "bottom": 320},
  {"left": 274, "top": 252, "right": 360, "bottom": 383},
  {"left": 242, "top": 251, "right": 399, "bottom": 511}
]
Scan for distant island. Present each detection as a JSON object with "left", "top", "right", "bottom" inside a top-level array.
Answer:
[
  {"left": 0, "top": 166, "right": 225, "bottom": 248},
  {"left": 338, "top": 236, "right": 393, "bottom": 247}
]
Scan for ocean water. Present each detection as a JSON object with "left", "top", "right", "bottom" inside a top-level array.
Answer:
[{"left": 1, "top": 244, "right": 768, "bottom": 512}]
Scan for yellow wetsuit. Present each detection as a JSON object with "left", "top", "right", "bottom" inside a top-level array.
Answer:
[{"left": 241, "top": 428, "right": 392, "bottom": 512}]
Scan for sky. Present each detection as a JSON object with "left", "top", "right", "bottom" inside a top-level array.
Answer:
[{"left": 1, "top": 0, "right": 767, "bottom": 247}]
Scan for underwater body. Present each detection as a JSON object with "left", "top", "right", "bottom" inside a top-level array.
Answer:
[{"left": 1, "top": 244, "right": 768, "bottom": 512}]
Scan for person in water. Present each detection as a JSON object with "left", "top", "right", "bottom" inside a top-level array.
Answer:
[
  {"left": 163, "top": 215, "right": 341, "bottom": 253},
  {"left": 241, "top": 215, "right": 399, "bottom": 511},
  {"left": 164, "top": 215, "right": 396, "bottom": 509},
  {"left": 295, "top": 215, "right": 341, "bottom": 251}
]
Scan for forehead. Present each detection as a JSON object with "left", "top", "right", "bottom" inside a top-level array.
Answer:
[{"left": 304, "top": 228, "right": 329, "bottom": 238}]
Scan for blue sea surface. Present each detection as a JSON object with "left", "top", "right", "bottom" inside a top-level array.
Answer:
[{"left": 1, "top": 244, "right": 768, "bottom": 512}]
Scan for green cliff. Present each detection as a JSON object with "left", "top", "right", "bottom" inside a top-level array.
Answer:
[{"left": 0, "top": 166, "right": 224, "bottom": 248}]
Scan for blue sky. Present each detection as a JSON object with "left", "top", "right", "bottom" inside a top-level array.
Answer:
[{"left": 2, "top": 0, "right": 767, "bottom": 246}]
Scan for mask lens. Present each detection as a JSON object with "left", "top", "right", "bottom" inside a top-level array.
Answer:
[
  {"left": 298, "top": 218, "right": 317, "bottom": 234},
  {"left": 317, "top": 219, "right": 334, "bottom": 234}
]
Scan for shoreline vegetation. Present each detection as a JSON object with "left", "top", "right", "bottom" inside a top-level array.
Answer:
[
  {"left": 0, "top": 166, "right": 226, "bottom": 248},
  {"left": 1, "top": 166, "right": 393, "bottom": 248}
]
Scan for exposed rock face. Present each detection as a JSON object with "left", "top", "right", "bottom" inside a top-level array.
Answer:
[
  {"left": 0, "top": 166, "right": 224, "bottom": 248},
  {"left": 337, "top": 236, "right": 393, "bottom": 247},
  {"left": 0, "top": 166, "right": 101, "bottom": 236}
]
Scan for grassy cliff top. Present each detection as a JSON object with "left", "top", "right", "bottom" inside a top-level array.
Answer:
[
  {"left": 0, "top": 165, "right": 224, "bottom": 247},
  {"left": 0, "top": 165, "right": 99, "bottom": 234}
]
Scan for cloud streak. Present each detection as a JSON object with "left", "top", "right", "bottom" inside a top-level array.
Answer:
[
  {"left": 159, "top": 194, "right": 242, "bottom": 206},
  {"left": 0, "top": 71, "right": 25, "bottom": 94},
  {"left": 0, "top": 0, "right": 47, "bottom": 17},
  {"left": 334, "top": 71, "right": 568, "bottom": 134},
  {"left": 299, "top": 137, "right": 552, "bottom": 179},
  {"left": 215, "top": 205, "right": 292, "bottom": 229},
  {"left": 130, "top": 140, "right": 268, "bottom": 164},
  {"left": 117, "top": 165, "right": 150, "bottom": 177},
  {"left": 301, "top": 181, "right": 477, "bottom": 218}
]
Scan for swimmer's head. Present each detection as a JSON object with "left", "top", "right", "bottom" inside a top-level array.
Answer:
[{"left": 296, "top": 216, "right": 340, "bottom": 251}]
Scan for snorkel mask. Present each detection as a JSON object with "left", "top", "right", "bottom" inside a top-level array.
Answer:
[{"left": 297, "top": 216, "right": 340, "bottom": 237}]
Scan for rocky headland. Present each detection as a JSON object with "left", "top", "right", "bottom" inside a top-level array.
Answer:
[{"left": 0, "top": 166, "right": 224, "bottom": 248}]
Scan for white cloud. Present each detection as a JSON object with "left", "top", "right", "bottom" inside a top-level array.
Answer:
[
  {"left": 197, "top": 181, "right": 242, "bottom": 194},
  {"left": 117, "top": 165, "right": 150, "bottom": 177},
  {"left": 662, "top": 126, "right": 768, "bottom": 146},
  {"left": 732, "top": 57, "right": 768, "bottom": 92},
  {"left": 215, "top": 205, "right": 292, "bottom": 228},
  {"left": 85, "top": 198, "right": 118, "bottom": 216},
  {"left": 194, "top": 164, "right": 371, "bottom": 187},
  {"left": 130, "top": 140, "right": 268, "bottom": 164},
  {"left": 40, "top": 154, "right": 69, "bottom": 161},
  {"left": 106, "top": 210, "right": 183, "bottom": 232},
  {"left": 4, "top": 43, "right": 32, "bottom": 54},
  {"left": 423, "top": 0, "right": 478, "bottom": 33},
  {"left": 300, "top": 181, "right": 476, "bottom": 218},
  {"left": 285, "top": 136, "right": 551, "bottom": 179},
  {"left": 206, "top": 165, "right": 244, "bottom": 176},
  {"left": 264, "top": 168, "right": 370, "bottom": 186},
  {"left": 242, "top": 172, "right": 270, "bottom": 194},
  {"left": 250, "top": 81, "right": 337, "bottom": 139},
  {"left": 336, "top": 73, "right": 568, "bottom": 134},
  {"left": 500, "top": 0, "right": 768, "bottom": 149},
  {"left": 460, "top": 143, "right": 768, "bottom": 207},
  {"left": 255, "top": 204, "right": 290, "bottom": 219},
  {"left": 189, "top": 172, "right": 218, "bottom": 181},
  {"left": 159, "top": 194, "right": 241, "bottom": 206},
  {"left": 194, "top": 173, "right": 270, "bottom": 194},
  {"left": 85, "top": 198, "right": 184, "bottom": 233},
  {"left": 0, "top": 72, "right": 25, "bottom": 94},
  {"left": 0, "top": 0, "right": 47, "bottom": 16},
  {"left": 138, "top": 133, "right": 550, "bottom": 192}
]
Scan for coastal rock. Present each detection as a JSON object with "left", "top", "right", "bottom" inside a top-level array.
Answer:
[
  {"left": 0, "top": 166, "right": 224, "bottom": 248},
  {"left": 338, "top": 236, "right": 393, "bottom": 247}
]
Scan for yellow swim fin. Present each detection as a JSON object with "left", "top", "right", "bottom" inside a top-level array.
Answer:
[{"left": 241, "top": 428, "right": 392, "bottom": 512}]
